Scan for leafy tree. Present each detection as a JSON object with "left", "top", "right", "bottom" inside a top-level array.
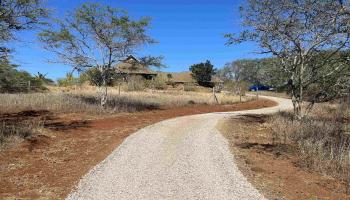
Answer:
[
  {"left": 189, "top": 60, "right": 216, "bottom": 87},
  {"left": 227, "top": 0, "right": 350, "bottom": 118},
  {"left": 39, "top": 3, "right": 158, "bottom": 107},
  {"left": 0, "top": 0, "right": 48, "bottom": 58}
]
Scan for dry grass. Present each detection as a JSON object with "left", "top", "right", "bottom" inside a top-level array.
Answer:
[
  {"left": 0, "top": 87, "right": 251, "bottom": 114},
  {"left": 0, "top": 120, "right": 44, "bottom": 148},
  {"left": 269, "top": 99, "right": 350, "bottom": 187},
  {"left": 0, "top": 87, "right": 251, "bottom": 148}
]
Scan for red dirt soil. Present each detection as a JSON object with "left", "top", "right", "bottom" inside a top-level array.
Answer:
[{"left": 0, "top": 99, "right": 276, "bottom": 199}]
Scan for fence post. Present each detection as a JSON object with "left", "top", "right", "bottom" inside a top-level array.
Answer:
[
  {"left": 213, "top": 87, "right": 219, "bottom": 104},
  {"left": 27, "top": 81, "right": 31, "bottom": 92},
  {"left": 239, "top": 88, "right": 242, "bottom": 103}
]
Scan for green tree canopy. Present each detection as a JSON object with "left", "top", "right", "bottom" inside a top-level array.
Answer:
[{"left": 189, "top": 60, "right": 216, "bottom": 87}]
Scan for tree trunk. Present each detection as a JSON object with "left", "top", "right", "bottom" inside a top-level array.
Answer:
[
  {"left": 99, "top": 66, "right": 108, "bottom": 108},
  {"left": 100, "top": 84, "right": 108, "bottom": 108},
  {"left": 291, "top": 61, "right": 305, "bottom": 120}
]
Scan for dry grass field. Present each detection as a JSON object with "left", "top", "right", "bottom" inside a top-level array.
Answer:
[
  {"left": 0, "top": 86, "right": 253, "bottom": 148},
  {"left": 0, "top": 87, "right": 248, "bottom": 114}
]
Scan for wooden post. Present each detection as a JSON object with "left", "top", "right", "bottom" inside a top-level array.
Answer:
[
  {"left": 213, "top": 87, "right": 215, "bottom": 98},
  {"left": 238, "top": 87, "right": 242, "bottom": 103},
  {"left": 213, "top": 87, "right": 219, "bottom": 104},
  {"left": 118, "top": 83, "right": 121, "bottom": 95},
  {"left": 27, "top": 81, "right": 31, "bottom": 92},
  {"left": 256, "top": 87, "right": 259, "bottom": 100}
]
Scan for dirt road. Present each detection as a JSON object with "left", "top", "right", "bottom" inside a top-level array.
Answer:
[{"left": 67, "top": 96, "right": 293, "bottom": 200}]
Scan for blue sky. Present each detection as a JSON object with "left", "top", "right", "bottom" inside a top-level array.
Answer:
[{"left": 11, "top": 0, "right": 264, "bottom": 80}]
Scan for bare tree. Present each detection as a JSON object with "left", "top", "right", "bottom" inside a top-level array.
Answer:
[
  {"left": 227, "top": 0, "right": 350, "bottom": 118},
  {"left": 39, "top": 3, "right": 158, "bottom": 107}
]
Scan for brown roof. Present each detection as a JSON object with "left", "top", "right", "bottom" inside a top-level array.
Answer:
[
  {"left": 115, "top": 55, "right": 157, "bottom": 75},
  {"left": 158, "top": 71, "right": 223, "bottom": 83}
]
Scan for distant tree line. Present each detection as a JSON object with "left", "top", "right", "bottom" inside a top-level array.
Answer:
[
  {"left": 217, "top": 57, "right": 287, "bottom": 89},
  {"left": 0, "top": 59, "right": 50, "bottom": 93}
]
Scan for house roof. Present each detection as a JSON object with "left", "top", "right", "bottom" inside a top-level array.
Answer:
[
  {"left": 158, "top": 71, "right": 223, "bottom": 83},
  {"left": 115, "top": 55, "right": 157, "bottom": 75}
]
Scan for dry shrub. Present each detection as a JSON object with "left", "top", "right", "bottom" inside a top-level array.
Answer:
[
  {"left": 125, "top": 76, "right": 146, "bottom": 91},
  {"left": 0, "top": 120, "right": 43, "bottom": 148},
  {"left": 269, "top": 100, "right": 350, "bottom": 186},
  {"left": 149, "top": 76, "right": 167, "bottom": 90},
  {"left": 183, "top": 84, "right": 196, "bottom": 91}
]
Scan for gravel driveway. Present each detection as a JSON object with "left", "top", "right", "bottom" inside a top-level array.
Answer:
[{"left": 67, "top": 96, "right": 293, "bottom": 200}]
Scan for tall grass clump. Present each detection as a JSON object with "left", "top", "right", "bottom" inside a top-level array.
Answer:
[{"left": 0, "top": 120, "right": 43, "bottom": 148}]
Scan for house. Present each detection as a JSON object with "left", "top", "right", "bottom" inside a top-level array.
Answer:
[
  {"left": 114, "top": 56, "right": 223, "bottom": 87},
  {"left": 115, "top": 55, "right": 157, "bottom": 80},
  {"left": 158, "top": 71, "right": 223, "bottom": 86}
]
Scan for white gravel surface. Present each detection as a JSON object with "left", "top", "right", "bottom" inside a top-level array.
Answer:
[{"left": 66, "top": 96, "right": 293, "bottom": 200}]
